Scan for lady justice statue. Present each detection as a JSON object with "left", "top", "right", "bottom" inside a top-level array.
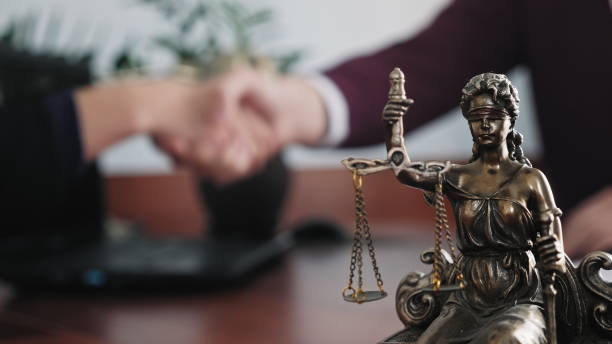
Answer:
[{"left": 342, "top": 69, "right": 612, "bottom": 344}]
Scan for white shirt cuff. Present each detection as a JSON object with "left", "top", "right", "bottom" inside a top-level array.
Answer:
[{"left": 303, "top": 73, "right": 349, "bottom": 146}]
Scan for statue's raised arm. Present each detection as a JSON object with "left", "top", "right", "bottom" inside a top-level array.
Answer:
[
  {"left": 342, "top": 68, "right": 447, "bottom": 191},
  {"left": 382, "top": 67, "right": 413, "bottom": 165}
]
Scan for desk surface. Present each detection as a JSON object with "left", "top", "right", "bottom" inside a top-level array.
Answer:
[{"left": 1, "top": 237, "right": 433, "bottom": 344}]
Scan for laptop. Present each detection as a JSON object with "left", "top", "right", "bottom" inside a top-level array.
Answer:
[{"left": 0, "top": 155, "right": 300, "bottom": 291}]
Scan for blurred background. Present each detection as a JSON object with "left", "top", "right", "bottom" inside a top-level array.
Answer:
[
  {"left": 1, "top": 1, "right": 594, "bottom": 343},
  {"left": 0, "top": 0, "right": 543, "bottom": 174}
]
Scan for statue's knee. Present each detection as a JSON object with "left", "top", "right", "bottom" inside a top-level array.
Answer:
[
  {"left": 480, "top": 321, "right": 523, "bottom": 344},
  {"left": 479, "top": 320, "right": 545, "bottom": 344}
]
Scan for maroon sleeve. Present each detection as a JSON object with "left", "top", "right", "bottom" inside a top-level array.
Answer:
[{"left": 325, "top": 0, "right": 524, "bottom": 147}]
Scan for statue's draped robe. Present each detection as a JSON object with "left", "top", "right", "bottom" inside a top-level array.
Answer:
[{"left": 417, "top": 167, "right": 547, "bottom": 344}]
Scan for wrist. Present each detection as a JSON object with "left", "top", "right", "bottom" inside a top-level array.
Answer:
[
  {"left": 279, "top": 76, "right": 327, "bottom": 146},
  {"left": 301, "top": 73, "right": 349, "bottom": 146},
  {"left": 75, "top": 80, "right": 150, "bottom": 160}
]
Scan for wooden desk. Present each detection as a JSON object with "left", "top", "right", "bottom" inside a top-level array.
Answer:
[{"left": 1, "top": 237, "right": 434, "bottom": 344}]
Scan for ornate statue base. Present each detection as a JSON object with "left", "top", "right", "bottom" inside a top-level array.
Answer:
[{"left": 378, "top": 249, "right": 612, "bottom": 344}]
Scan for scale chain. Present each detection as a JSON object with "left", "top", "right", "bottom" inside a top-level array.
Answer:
[
  {"left": 432, "top": 201, "right": 444, "bottom": 290},
  {"left": 360, "top": 191, "right": 384, "bottom": 289},
  {"left": 356, "top": 220, "right": 364, "bottom": 291},
  {"left": 435, "top": 182, "right": 458, "bottom": 263},
  {"left": 343, "top": 171, "right": 387, "bottom": 303},
  {"left": 433, "top": 176, "right": 465, "bottom": 288},
  {"left": 348, "top": 194, "right": 361, "bottom": 289}
]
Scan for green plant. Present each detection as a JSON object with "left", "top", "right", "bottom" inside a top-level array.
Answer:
[
  {"left": 131, "top": 0, "right": 301, "bottom": 75},
  {"left": 0, "top": 0, "right": 301, "bottom": 80},
  {"left": 0, "top": 13, "right": 93, "bottom": 65},
  {"left": 0, "top": 14, "right": 92, "bottom": 105}
]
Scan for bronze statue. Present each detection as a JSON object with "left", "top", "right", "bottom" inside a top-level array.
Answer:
[{"left": 342, "top": 69, "right": 612, "bottom": 344}]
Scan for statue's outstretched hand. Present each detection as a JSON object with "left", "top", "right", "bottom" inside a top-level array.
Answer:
[{"left": 536, "top": 234, "right": 566, "bottom": 274}]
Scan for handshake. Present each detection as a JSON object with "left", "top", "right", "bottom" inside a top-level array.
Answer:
[{"left": 75, "top": 67, "right": 327, "bottom": 184}]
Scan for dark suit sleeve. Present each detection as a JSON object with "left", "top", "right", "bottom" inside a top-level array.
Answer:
[
  {"left": 325, "top": 0, "right": 524, "bottom": 147},
  {"left": 1, "top": 92, "right": 104, "bottom": 247},
  {"left": 1, "top": 92, "right": 84, "bottom": 209}
]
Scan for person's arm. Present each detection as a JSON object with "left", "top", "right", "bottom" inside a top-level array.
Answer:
[
  {"left": 75, "top": 78, "right": 217, "bottom": 161},
  {"left": 563, "top": 187, "right": 612, "bottom": 257},
  {"left": 1, "top": 91, "right": 83, "bottom": 192},
  {"left": 1, "top": 91, "right": 93, "bottom": 235},
  {"left": 325, "top": 0, "right": 523, "bottom": 147},
  {"left": 1, "top": 77, "right": 248, "bottom": 213}
]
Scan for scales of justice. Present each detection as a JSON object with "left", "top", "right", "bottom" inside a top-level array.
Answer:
[{"left": 340, "top": 68, "right": 612, "bottom": 344}]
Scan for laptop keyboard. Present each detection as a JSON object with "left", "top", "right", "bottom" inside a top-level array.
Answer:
[{"left": 97, "top": 237, "right": 266, "bottom": 274}]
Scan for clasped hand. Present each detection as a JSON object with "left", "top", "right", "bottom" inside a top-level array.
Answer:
[
  {"left": 535, "top": 234, "right": 566, "bottom": 274},
  {"left": 382, "top": 98, "right": 413, "bottom": 120},
  {"left": 77, "top": 67, "right": 327, "bottom": 184}
]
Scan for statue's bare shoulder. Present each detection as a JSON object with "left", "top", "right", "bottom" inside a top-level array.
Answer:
[{"left": 517, "top": 166, "right": 551, "bottom": 192}]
